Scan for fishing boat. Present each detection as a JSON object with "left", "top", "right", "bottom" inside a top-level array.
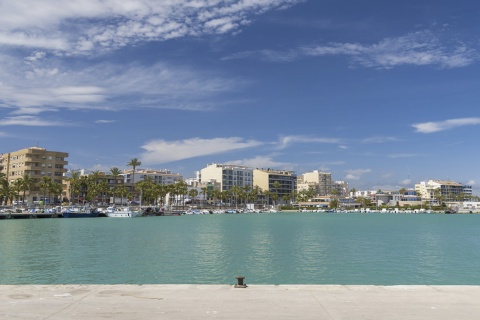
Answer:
[
  {"left": 61, "top": 206, "right": 100, "bottom": 218},
  {"left": 105, "top": 206, "right": 142, "bottom": 218}
]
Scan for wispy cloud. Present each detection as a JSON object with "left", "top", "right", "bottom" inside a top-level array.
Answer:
[
  {"left": 412, "top": 117, "right": 480, "bottom": 133},
  {"left": 387, "top": 153, "right": 419, "bottom": 159},
  {"left": 225, "top": 30, "right": 478, "bottom": 69},
  {"left": 345, "top": 168, "right": 371, "bottom": 180},
  {"left": 362, "top": 136, "right": 402, "bottom": 144},
  {"left": 228, "top": 155, "right": 292, "bottom": 169},
  {"left": 277, "top": 135, "right": 342, "bottom": 149},
  {"left": 140, "top": 137, "right": 263, "bottom": 165},
  {"left": 0, "top": 0, "right": 302, "bottom": 55},
  {"left": 0, "top": 115, "right": 66, "bottom": 126},
  {"left": 95, "top": 120, "right": 116, "bottom": 124},
  {"left": 0, "top": 55, "right": 241, "bottom": 117}
]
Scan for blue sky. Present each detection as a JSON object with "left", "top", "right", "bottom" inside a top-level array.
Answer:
[{"left": 1, "top": 0, "right": 480, "bottom": 192}]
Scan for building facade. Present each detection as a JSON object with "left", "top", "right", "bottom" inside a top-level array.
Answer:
[
  {"left": 415, "top": 180, "right": 472, "bottom": 202},
  {"left": 199, "top": 163, "right": 253, "bottom": 191},
  {"left": 253, "top": 168, "right": 297, "bottom": 205},
  {"left": 297, "top": 170, "right": 332, "bottom": 196},
  {"left": 0, "top": 147, "right": 68, "bottom": 204},
  {"left": 121, "top": 169, "right": 183, "bottom": 185}
]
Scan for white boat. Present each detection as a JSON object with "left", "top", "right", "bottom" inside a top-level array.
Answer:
[{"left": 105, "top": 206, "right": 142, "bottom": 218}]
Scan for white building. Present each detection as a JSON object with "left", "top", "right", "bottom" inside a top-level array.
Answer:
[
  {"left": 199, "top": 163, "right": 253, "bottom": 191},
  {"left": 121, "top": 169, "right": 183, "bottom": 185},
  {"left": 297, "top": 170, "right": 332, "bottom": 196},
  {"left": 415, "top": 180, "right": 472, "bottom": 202}
]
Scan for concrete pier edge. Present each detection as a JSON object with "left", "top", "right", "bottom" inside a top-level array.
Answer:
[{"left": 2, "top": 284, "right": 479, "bottom": 319}]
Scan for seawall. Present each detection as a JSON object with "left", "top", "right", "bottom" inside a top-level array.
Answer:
[{"left": 2, "top": 284, "right": 480, "bottom": 319}]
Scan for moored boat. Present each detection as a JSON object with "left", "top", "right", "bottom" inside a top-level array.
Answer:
[
  {"left": 105, "top": 206, "right": 142, "bottom": 218},
  {"left": 62, "top": 206, "right": 100, "bottom": 218}
]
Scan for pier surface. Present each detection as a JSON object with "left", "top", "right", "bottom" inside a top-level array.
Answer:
[{"left": 1, "top": 284, "right": 479, "bottom": 319}]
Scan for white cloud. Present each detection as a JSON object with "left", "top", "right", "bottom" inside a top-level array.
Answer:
[
  {"left": 400, "top": 179, "right": 412, "bottom": 186},
  {"left": 228, "top": 155, "right": 292, "bottom": 169},
  {"left": 277, "top": 135, "right": 342, "bottom": 149},
  {"left": 0, "top": 54, "right": 241, "bottom": 117},
  {"left": 412, "top": 117, "right": 480, "bottom": 133},
  {"left": 95, "top": 120, "right": 116, "bottom": 124},
  {"left": 467, "top": 180, "right": 476, "bottom": 186},
  {"left": 140, "top": 137, "right": 263, "bottom": 165},
  {"left": 362, "top": 136, "right": 402, "bottom": 143},
  {"left": 227, "top": 30, "right": 478, "bottom": 68},
  {"left": 345, "top": 168, "right": 371, "bottom": 180},
  {"left": 0, "top": 115, "right": 66, "bottom": 126},
  {"left": 0, "top": 0, "right": 302, "bottom": 54}
]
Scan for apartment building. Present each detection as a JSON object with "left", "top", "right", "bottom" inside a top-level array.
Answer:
[
  {"left": 253, "top": 168, "right": 297, "bottom": 204},
  {"left": 415, "top": 180, "right": 472, "bottom": 202},
  {"left": 0, "top": 147, "right": 68, "bottom": 203},
  {"left": 297, "top": 170, "right": 332, "bottom": 196},
  {"left": 121, "top": 169, "right": 183, "bottom": 185},
  {"left": 199, "top": 163, "right": 253, "bottom": 191}
]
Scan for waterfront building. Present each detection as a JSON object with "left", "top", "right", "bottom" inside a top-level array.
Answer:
[
  {"left": 415, "top": 180, "right": 472, "bottom": 202},
  {"left": 297, "top": 170, "right": 332, "bottom": 196},
  {"left": 199, "top": 163, "right": 253, "bottom": 191},
  {"left": 121, "top": 168, "right": 183, "bottom": 185},
  {"left": 253, "top": 168, "right": 297, "bottom": 205},
  {"left": 333, "top": 180, "right": 349, "bottom": 197},
  {"left": 64, "top": 170, "right": 125, "bottom": 205},
  {"left": 0, "top": 147, "right": 68, "bottom": 204}
]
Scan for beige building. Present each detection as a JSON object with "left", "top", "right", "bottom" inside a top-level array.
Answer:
[
  {"left": 415, "top": 180, "right": 472, "bottom": 202},
  {"left": 0, "top": 147, "right": 68, "bottom": 204},
  {"left": 253, "top": 168, "right": 297, "bottom": 205},
  {"left": 199, "top": 163, "right": 253, "bottom": 191},
  {"left": 297, "top": 170, "right": 332, "bottom": 196}
]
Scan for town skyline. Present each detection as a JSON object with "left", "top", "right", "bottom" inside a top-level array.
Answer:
[{"left": 1, "top": 1, "right": 480, "bottom": 192}]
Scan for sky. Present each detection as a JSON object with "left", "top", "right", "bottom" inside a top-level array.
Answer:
[{"left": 1, "top": 0, "right": 480, "bottom": 192}]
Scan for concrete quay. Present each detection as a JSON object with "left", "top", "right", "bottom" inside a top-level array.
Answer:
[{"left": 2, "top": 284, "right": 480, "bottom": 320}]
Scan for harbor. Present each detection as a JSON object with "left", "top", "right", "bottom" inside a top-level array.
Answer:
[{"left": 1, "top": 212, "right": 480, "bottom": 286}]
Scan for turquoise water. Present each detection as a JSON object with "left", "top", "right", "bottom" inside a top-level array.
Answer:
[{"left": 1, "top": 213, "right": 480, "bottom": 285}]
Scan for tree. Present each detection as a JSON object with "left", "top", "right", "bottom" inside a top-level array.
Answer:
[
  {"left": 109, "top": 167, "right": 122, "bottom": 205},
  {"left": 200, "top": 187, "right": 208, "bottom": 208},
  {"left": 49, "top": 182, "right": 63, "bottom": 205},
  {"left": 19, "top": 174, "right": 34, "bottom": 205},
  {"left": 188, "top": 188, "right": 199, "bottom": 206},
  {"left": 38, "top": 176, "right": 53, "bottom": 206},
  {"left": 11, "top": 179, "right": 23, "bottom": 205},
  {"left": 68, "top": 170, "right": 81, "bottom": 204},
  {"left": 127, "top": 158, "right": 142, "bottom": 196}
]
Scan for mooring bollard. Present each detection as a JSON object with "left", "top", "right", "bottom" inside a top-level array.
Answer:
[{"left": 235, "top": 276, "right": 247, "bottom": 288}]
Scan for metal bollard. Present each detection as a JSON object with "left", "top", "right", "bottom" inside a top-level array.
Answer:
[{"left": 235, "top": 276, "right": 247, "bottom": 288}]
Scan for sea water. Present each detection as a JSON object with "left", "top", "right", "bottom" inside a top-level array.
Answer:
[{"left": 1, "top": 212, "right": 479, "bottom": 285}]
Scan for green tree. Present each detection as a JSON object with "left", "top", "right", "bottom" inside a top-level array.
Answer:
[
  {"left": 109, "top": 167, "right": 122, "bottom": 205},
  {"left": 38, "top": 176, "right": 53, "bottom": 206},
  {"left": 188, "top": 188, "right": 199, "bottom": 206},
  {"left": 127, "top": 158, "right": 142, "bottom": 196}
]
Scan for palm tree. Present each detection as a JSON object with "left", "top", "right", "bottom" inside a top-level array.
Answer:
[
  {"left": 116, "top": 185, "right": 128, "bottom": 205},
  {"left": 68, "top": 170, "right": 81, "bottom": 204},
  {"left": 200, "top": 187, "right": 208, "bottom": 208},
  {"left": 188, "top": 188, "right": 199, "bottom": 206},
  {"left": 109, "top": 167, "right": 122, "bottom": 205},
  {"left": 38, "top": 177, "right": 52, "bottom": 206},
  {"left": 11, "top": 179, "right": 23, "bottom": 205},
  {"left": 19, "top": 174, "right": 34, "bottom": 205},
  {"left": 127, "top": 158, "right": 141, "bottom": 197},
  {"left": 49, "top": 182, "right": 63, "bottom": 205}
]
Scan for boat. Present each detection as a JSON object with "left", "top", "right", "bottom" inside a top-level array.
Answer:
[
  {"left": 105, "top": 206, "right": 142, "bottom": 218},
  {"left": 61, "top": 206, "right": 100, "bottom": 218}
]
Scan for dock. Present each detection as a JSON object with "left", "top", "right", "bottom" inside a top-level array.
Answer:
[{"left": 1, "top": 284, "right": 480, "bottom": 319}]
